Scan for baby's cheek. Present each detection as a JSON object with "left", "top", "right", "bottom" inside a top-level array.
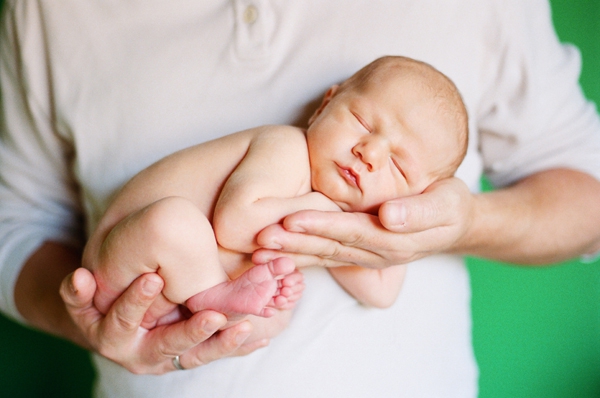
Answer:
[{"left": 367, "top": 181, "right": 402, "bottom": 211}]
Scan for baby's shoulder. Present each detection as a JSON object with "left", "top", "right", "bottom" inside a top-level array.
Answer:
[
  {"left": 254, "top": 124, "right": 306, "bottom": 140},
  {"left": 250, "top": 125, "right": 308, "bottom": 151}
]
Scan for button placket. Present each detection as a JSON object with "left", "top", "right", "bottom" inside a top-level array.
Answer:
[{"left": 232, "top": 0, "right": 274, "bottom": 60}]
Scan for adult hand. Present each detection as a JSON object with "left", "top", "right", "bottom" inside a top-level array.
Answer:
[
  {"left": 59, "top": 267, "right": 266, "bottom": 374},
  {"left": 253, "top": 177, "right": 474, "bottom": 269}
]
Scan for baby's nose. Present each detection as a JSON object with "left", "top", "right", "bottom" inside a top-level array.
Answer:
[{"left": 354, "top": 138, "right": 388, "bottom": 171}]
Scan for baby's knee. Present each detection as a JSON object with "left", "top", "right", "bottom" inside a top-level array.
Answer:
[{"left": 141, "top": 196, "right": 209, "bottom": 242}]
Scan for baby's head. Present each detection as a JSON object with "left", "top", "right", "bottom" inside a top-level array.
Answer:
[{"left": 306, "top": 55, "right": 468, "bottom": 213}]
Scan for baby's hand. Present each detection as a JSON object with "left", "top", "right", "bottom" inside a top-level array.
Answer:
[{"left": 303, "top": 191, "right": 343, "bottom": 212}]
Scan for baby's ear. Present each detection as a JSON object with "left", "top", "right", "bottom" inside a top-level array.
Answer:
[{"left": 308, "top": 85, "right": 339, "bottom": 125}]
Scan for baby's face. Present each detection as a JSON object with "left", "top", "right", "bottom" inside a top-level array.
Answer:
[{"left": 306, "top": 77, "right": 459, "bottom": 214}]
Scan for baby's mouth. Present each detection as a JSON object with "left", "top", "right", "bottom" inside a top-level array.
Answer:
[{"left": 337, "top": 164, "right": 359, "bottom": 188}]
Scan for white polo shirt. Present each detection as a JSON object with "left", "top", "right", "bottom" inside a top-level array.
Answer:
[{"left": 1, "top": 1, "right": 599, "bottom": 397}]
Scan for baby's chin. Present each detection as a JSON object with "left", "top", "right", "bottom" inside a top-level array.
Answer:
[{"left": 337, "top": 200, "right": 379, "bottom": 215}]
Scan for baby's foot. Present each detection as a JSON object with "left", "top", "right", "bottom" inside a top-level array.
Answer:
[
  {"left": 269, "top": 270, "right": 305, "bottom": 310},
  {"left": 185, "top": 257, "right": 302, "bottom": 318}
]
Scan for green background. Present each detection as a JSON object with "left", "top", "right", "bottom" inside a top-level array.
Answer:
[{"left": 0, "top": 1, "right": 598, "bottom": 396}]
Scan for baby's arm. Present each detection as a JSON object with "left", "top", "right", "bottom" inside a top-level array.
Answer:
[
  {"left": 213, "top": 125, "right": 341, "bottom": 253},
  {"left": 328, "top": 265, "right": 407, "bottom": 308}
]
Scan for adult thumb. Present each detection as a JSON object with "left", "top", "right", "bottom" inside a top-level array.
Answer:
[
  {"left": 379, "top": 194, "right": 442, "bottom": 233},
  {"left": 59, "top": 267, "right": 96, "bottom": 308}
]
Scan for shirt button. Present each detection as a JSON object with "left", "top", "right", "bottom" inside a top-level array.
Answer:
[{"left": 243, "top": 5, "right": 258, "bottom": 24}]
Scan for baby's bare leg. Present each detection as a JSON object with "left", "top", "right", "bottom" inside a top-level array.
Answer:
[
  {"left": 92, "top": 196, "right": 303, "bottom": 318},
  {"left": 92, "top": 196, "right": 226, "bottom": 314}
]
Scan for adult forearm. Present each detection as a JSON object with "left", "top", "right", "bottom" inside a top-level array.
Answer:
[
  {"left": 13, "top": 241, "right": 89, "bottom": 347},
  {"left": 455, "top": 168, "right": 600, "bottom": 264}
]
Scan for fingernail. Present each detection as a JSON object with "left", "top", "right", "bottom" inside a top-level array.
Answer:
[
  {"left": 202, "top": 318, "right": 221, "bottom": 333},
  {"left": 235, "top": 330, "right": 252, "bottom": 345},
  {"left": 286, "top": 223, "right": 305, "bottom": 233},
  {"left": 386, "top": 202, "right": 407, "bottom": 227},
  {"left": 262, "top": 240, "right": 282, "bottom": 250},
  {"left": 68, "top": 273, "right": 78, "bottom": 295},
  {"left": 142, "top": 277, "right": 161, "bottom": 295}
]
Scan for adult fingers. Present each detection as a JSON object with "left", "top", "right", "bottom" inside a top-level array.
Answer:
[
  {"left": 255, "top": 178, "right": 475, "bottom": 270},
  {"left": 61, "top": 269, "right": 252, "bottom": 374},
  {"left": 379, "top": 177, "right": 472, "bottom": 233},
  {"left": 96, "top": 273, "right": 164, "bottom": 361},
  {"left": 140, "top": 293, "right": 181, "bottom": 329},
  {"left": 174, "top": 319, "right": 257, "bottom": 369},
  {"left": 151, "top": 309, "right": 227, "bottom": 360},
  {"left": 253, "top": 248, "right": 362, "bottom": 269},
  {"left": 59, "top": 267, "right": 103, "bottom": 348},
  {"left": 60, "top": 267, "right": 96, "bottom": 311},
  {"left": 102, "top": 273, "right": 163, "bottom": 335},
  {"left": 255, "top": 214, "right": 393, "bottom": 268},
  {"left": 96, "top": 275, "right": 229, "bottom": 374}
]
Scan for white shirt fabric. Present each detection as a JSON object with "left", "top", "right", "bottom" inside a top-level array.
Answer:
[{"left": 1, "top": 1, "right": 599, "bottom": 397}]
